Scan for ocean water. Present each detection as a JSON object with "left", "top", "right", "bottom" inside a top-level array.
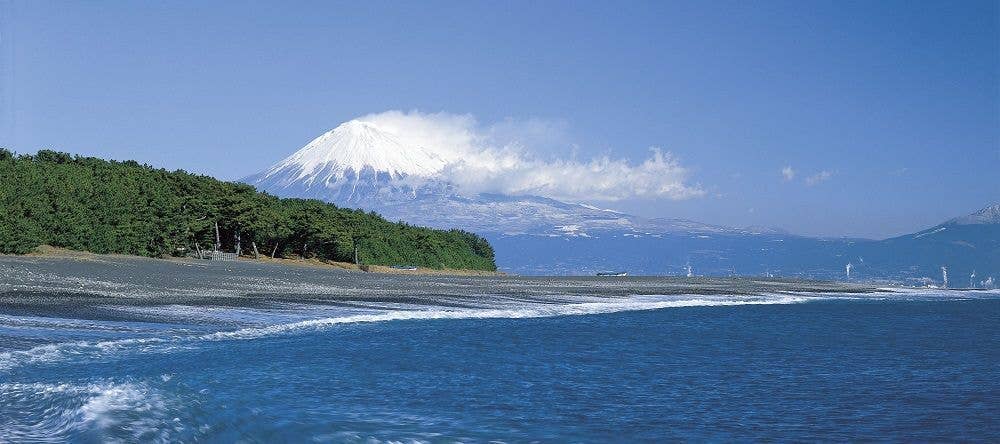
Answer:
[{"left": 2, "top": 287, "right": 998, "bottom": 442}]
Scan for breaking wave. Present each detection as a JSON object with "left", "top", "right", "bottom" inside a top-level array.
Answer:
[
  {"left": 0, "top": 380, "right": 190, "bottom": 443},
  {"left": 2, "top": 286, "right": 997, "bottom": 441},
  {"left": 199, "top": 294, "right": 811, "bottom": 340},
  {"left": 0, "top": 293, "right": 810, "bottom": 372}
]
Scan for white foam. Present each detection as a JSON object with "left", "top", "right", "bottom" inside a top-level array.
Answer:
[
  {"left": 0, "top": 294, "right": 814, "bottom": 372},
  {"left": 0, "top": 380, "right": 177, "bottom": 442},
  {"left": 0, "top": 337, "right": 172, "bottom": 372},
  {"left": 200, "top": 294, "right": 811, "bottom": 341},
  {"left": 8, "top": 290, "right": 995, "bottom": 373},
  {"left": 874, "top": 287, "right": 1000, "bottom": 298}
]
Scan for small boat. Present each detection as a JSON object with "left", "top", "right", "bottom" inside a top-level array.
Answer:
[
  {"left": 596, "top": 271, "right": 628, "bottom": 277},
  {"left": 390, "top": 265, "right": 418, "bottom": 271}
]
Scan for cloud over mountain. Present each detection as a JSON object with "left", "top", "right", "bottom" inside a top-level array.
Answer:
[{"left": 358, "top": 110, "right": 703, "bottom": 201}]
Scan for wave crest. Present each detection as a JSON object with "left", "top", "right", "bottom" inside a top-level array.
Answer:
[
  {"left": 0, "top": 380, "right": 189, "bottom": 443},
  {"left": 0, "top": 294, "right": 810, "bottom": 373}
]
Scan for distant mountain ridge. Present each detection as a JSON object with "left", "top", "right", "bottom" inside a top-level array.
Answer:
[
  {"left": 244, "top": 120, "right": 998, "bottom": 283},
  {"left": 483, "top": 203, "right": 998, "bottom": 282},
  {"left": 946, "top": 203, "right": 1000, "bottom": 225}
]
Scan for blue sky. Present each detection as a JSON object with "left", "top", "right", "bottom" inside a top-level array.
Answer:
[{"left": 2, "top": 0, "right": 997, "bottom": 238}]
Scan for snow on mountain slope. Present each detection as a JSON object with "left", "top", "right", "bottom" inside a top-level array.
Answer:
[
  {"left": 244, "top": 120, "right": 448, "bottom": 203},
  {"left": 947, "top": 203, "right": 1000, "bottom": 225},
  {"left": 244, "top": 120, "right": 773, "bottom": 236},
  {"left": 903, "top": 204, "right": 1000, "bottom": 241},
  {"left": 270, "top": 120, "right": 447, "bottom": 181}
]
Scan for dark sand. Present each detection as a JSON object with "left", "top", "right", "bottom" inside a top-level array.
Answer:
[{"left": 1, "top": 254, "right": 875, "bottom": 313}]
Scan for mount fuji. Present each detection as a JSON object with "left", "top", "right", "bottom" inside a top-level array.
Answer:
[
  {"left": 243, "top": 120, "right": 449, "bottom": 204},
  {"left": 243, "top": 120, "right": 745, "bottom": 237},
  {"left": 244, "top": 120, "right": 998, "bottom": 282}
]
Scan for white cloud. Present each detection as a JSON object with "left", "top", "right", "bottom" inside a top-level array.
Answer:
[
  {"left": 359, "top": 110, "right": 704, "bottom": 202},
  {"left": 781, "top": 166, "right": 796, "bottom": 181},
  {"left": 805, "top": 170, "right": 833, "bottom": 186}
]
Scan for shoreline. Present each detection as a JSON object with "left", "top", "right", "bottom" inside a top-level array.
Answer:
[
  {"left": 0, "top": 249, "right": 883, "bottom": 312},
  {"left": 3, "top": 245, "right": 885, "bottom": 288},
  {"left": 11, "top": 246, "right": 938, "bottom": 288},
  {"left": 16, "top": 245, "right": 504, "bottom": 277}
]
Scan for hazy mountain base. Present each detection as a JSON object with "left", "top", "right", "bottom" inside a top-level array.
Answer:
[{"left": 487, "top": 223, "right": 999, "bottom": 285}]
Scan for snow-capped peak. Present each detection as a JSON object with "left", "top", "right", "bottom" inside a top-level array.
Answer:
[
  {"left": 262, "top": 119, "right": 447, "bottom": 187},
  {"left": 948, "top": 203, "right": 1000, "bottom": 225}
]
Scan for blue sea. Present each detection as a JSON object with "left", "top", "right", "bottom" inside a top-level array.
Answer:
[{"left": 2, "top": 290, "right": 999, "bottom": 442}]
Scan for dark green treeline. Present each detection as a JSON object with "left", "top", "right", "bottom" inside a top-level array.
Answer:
[{"left": 0, "top": 149, "right": 496, "bottom": 270}]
